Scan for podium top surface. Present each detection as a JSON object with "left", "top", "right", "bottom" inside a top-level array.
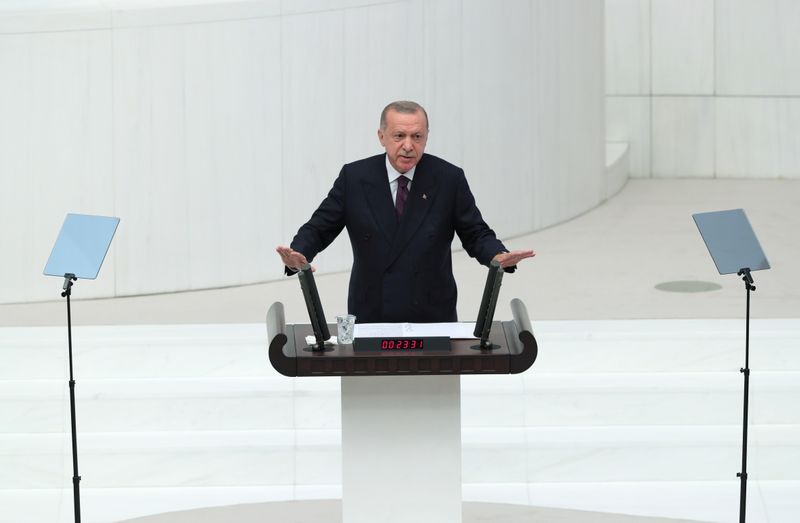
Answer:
[{"left": 267, "top": 306, "right": 537, "bottom": 378}]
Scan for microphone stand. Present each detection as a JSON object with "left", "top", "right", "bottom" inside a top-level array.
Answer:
[{"left": 62, "top": 273, "right": 82, "bottom": 523}]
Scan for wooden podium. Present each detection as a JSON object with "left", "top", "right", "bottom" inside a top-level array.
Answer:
[{"left": 266, "top": 299, "right": 538, "bottom": 523}]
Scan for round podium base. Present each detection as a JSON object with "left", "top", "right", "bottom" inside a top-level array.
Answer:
[{"left": 118, "top": 500, "right": 710, "bottom": 523}]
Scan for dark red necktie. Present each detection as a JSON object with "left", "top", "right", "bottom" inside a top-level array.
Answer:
[{"left": 395, "top": 175, "right": 409, "bottom": 218}]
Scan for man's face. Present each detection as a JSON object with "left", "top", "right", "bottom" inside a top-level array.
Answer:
[{"left": 377, "top": 109, "right": 428, "bottom": 173}]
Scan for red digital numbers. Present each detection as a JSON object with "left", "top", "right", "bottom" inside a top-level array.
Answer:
[{"left": 380, "top": 338, "right": 423, "bottom": 350}]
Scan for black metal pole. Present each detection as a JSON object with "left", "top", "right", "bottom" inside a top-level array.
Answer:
[
  {"left": 62, "top": 274, "right": 81, "bottom": 523},
  {"left": 737, "top": 269, "right": 755, "bottom": 523}
]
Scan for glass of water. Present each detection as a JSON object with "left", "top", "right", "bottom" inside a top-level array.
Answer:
[{"left": 336, "top": 314, "right": 356, "bottom": 345}]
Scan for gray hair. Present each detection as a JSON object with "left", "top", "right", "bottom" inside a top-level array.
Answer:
[{"left": 380, "top": 100, "right": 429, "bottom": 130}]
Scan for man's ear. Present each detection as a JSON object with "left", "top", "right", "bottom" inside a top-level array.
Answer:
[{"left": 377, "top": 128, "right": 386, "bottom": 147}]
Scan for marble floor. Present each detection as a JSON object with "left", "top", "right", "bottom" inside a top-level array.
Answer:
[{"left": 1, "top": 179, "right": 799, "bottom": 523}]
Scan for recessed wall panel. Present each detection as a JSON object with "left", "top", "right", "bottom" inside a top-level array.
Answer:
[
  {"left": 605, "top": 0, "right": 651, "bottom": 95},
  {"left": 608, "top": 0, "right": 800, "bottom": 181},
  {"left": 716, "top": 0, "right": 800, "bottom": 96},
  {"left": 652, "top": 97, "right": 714, "bottom": 177},
  {"left": 607, "top": 96, "right": 651, "bottom": 178},
  {"left": 716, "top": 98, "right": 800, "bottom": 178},
  {"left": 651, "top": 0, "right": 714, "bottom": 95}
]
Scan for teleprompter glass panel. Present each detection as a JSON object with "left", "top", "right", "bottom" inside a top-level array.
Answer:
[
  {"left": 693, "top": 209, "right": 769, "bottom": 275},
  {"left": 44, "top": 213, "right": 120, "bottom": 280}
]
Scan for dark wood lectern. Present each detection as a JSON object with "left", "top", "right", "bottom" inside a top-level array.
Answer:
[{"left": 266, "top": 298, "right": 538, "bottom": 378}]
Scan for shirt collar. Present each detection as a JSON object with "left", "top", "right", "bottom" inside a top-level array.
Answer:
[{"left": 385, "top": 154, "right": 416, "bottom": 184}]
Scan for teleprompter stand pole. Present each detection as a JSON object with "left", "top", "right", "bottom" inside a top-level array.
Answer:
[
  {"left": 736, "top": 268, "right": 755, "bottom": 523},
  {"left": 62, "top": 273, "right": 82, "bottom": 523}
]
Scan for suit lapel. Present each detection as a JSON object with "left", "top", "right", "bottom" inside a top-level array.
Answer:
[
  {"left": 385, "top": 156, "right": 439, "bottom": 267},
  {"left": 361, "top": 157, "right": 398, "bottom": 244}
]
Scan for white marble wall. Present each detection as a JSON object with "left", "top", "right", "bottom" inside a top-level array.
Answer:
[
  {"left": 606, "top": 0, "right": 800, "bottom": 178},
  {"left": 0, "top": 0, "right": 604, "bottom": 303}
]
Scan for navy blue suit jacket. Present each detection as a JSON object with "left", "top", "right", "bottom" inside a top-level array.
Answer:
[{"left": 289, "top": 153, "right": 507, "bottom": 323}]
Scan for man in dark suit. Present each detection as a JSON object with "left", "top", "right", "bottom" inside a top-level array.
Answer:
[{"left": 277, "top": 101, "right": 534, "bottom": 323}]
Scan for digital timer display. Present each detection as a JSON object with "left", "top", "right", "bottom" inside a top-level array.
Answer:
[
  {"left": 380, "top": 338, "right": 424, "bottom": 350},
  {"left": 352, "top": 336, "right": 450, "bottom": 353}
]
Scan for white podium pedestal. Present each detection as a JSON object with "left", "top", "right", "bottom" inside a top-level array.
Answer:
[{"left": 341, "top": 375, "right": 462, "bottom": 523}]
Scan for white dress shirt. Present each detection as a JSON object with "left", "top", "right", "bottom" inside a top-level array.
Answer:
[{"left": 386, "top": 155, "right": 416, "bottom": 203}]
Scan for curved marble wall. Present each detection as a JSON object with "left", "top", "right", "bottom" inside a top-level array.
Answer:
[{"left": 0, "top": 0, "right": 604, "bottom": 303}]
